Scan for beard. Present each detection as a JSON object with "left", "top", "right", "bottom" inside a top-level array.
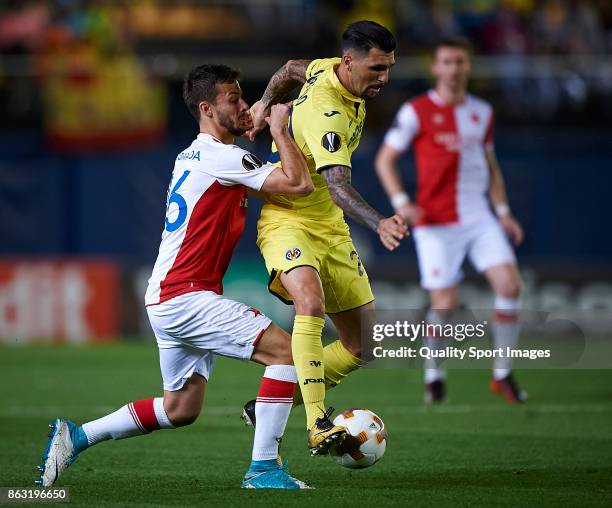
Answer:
[
  {"left": 361, "top": 85, "right": 384, "bottom": 100},
  {"left": 217, "top": 111, "right": 248, "bottom": 136}
]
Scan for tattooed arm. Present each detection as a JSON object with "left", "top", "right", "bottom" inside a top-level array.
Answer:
[
  {"left": 322, "top": 165, "right": 383, "bottom": 230},
  {"left": 261, "top": 60, "right": 310, "bottom": 108},
  {"left": 245, "top": 60, "right": 311, "bottom": 141},
  {"left": 321, "top": 165, "right": 408, "bottom": 251}
]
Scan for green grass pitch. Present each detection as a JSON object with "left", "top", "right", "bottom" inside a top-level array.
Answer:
[{"left": 1, "top": 343, "right": 611, "bottom": 507}]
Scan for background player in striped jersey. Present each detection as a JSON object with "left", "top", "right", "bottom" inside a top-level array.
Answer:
[
  {"left": 375, "top": 38, "right": 526, "bottom": 404},
  {"left": 37, "top": 64, "right": 315, "bottom": 489}
]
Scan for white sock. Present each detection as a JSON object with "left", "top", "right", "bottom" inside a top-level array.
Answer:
[
  {"left": 252, "top": 365, "right": 297, "bottom": 461},
  {"left": 424, "top": 309, "right": 449, "bottom": 384},
  {"left": 492, "top": 295, "right": 521, "bottom": 380},
  {"left": 82, "top": 397, "right": 174, "bottom": 446}
]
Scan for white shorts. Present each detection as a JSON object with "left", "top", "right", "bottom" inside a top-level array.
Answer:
[
  {"left": 146, "top": 290, "right": 272, "bottom": 391},
  {"left": 413, "top": 215, "right": 516, "bottom": 290}
]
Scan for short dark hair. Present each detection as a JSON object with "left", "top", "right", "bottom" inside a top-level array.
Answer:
[
  {"left": 183, "top": 64, "right": 240, "bottom": 120},
  {"left": 433, "top": 37, "right": 473, "bottom": 57},
  {"left": 342, "top": 20, "right": 396, "bottom": 54}
]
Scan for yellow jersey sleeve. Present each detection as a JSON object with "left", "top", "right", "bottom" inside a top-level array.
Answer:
[{"left": 301, "top": 110, "right": 352, "bottom": 173}]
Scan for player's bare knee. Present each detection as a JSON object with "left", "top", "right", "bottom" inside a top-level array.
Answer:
[
  {"left": 498, "top": 281, "right": 521, "bottom": 300},
  {"left": 163, "top": 389, "right": 203, "bottom": 427},
  {"left": 165, "top": 405, "right": 200, "bottom": 427},
  {"left": 169, "top": 413, "right": 198, "bottom": 427},
  {"left": 294, "top": 293, "right": 325, "bottom": 317},
  {"left": 431, "top": 294, "right": 458, "bottom": 312},
  {"left": 430, "top": 286, "right": 459, "bottom": 311},
  {"left": 494, "top": 270, "right": 522, "bottom": 300}
]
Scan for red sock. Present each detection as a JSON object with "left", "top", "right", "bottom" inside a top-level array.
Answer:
[
  {"left": 82, "top": 397, "right": 174, "bottom": 445},
  {"left": 252, "top": 365, "right": 297, "bottom": 460},
  {"left": 129, "top": 398, "right": 162, "bottom": 433}
]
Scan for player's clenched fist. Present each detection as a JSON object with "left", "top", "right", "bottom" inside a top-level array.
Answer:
[
  {"left": 377, "top": 215, "right": 408, "bottom": 251},
  {"left": 265, "top": 103, "right": 291, "bottom": 137},
  {"left": 245, "top": 100, "right": 268, "bottom": 141}
]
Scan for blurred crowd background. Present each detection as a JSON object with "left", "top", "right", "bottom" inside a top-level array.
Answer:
[{"left": 0, "top": 0, "right": 610, "bottom": 343}]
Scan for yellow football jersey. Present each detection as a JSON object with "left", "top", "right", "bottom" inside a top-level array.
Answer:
[{"left": 259, "top": 58, "right": 366, "bottom": 226}]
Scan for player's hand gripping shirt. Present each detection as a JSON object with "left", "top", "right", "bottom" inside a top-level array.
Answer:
[
  {"left": 145, "top": 134, "right": 275, "bottom": 305},
  {"left": 259, "top": 58, "right": 366, "bottom": 227},
  {"left": 384, "top": 90, "right": 495, "bottom": 226}
]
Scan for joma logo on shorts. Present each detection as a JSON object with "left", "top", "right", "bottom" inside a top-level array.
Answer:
[
  {"left": 285, "top": 247, "right": 301, "bottom": 261},
  {"left": 303, "top": 378, "right": 325, "bottom": 385},
  {"left": 309, "top": 360, "right": 322, "bottom": 367}
]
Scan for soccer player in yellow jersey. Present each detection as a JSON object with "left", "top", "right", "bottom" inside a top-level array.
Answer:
[{"left": 244, "top": 21, "right": 408, "bottom": 455}]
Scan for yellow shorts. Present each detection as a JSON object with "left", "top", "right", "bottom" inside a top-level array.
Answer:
[{"left": 257, "top": 220, "right": 374, "bottom": 314}]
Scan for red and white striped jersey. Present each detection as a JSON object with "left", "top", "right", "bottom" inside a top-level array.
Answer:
[
  {"left": 384, "top": 90, "right": 495, "bottom": 226},
  {"left": 145, "top": 133, "right": 275, "bottom": 306}
]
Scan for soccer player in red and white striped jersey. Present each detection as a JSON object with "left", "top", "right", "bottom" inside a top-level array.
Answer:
[
  {"left": 37, "top": 64, "right": 314, "bottom": 490},
  {"left": 375, "top": 38, "right": 526, "bottom": 404}
]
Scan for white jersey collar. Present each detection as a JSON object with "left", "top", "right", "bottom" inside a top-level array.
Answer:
[
  {"left": 197, "top": 132, "right": 223, "bottom": 143},
  {"left": 428, "top": 89, "right": 469, "bottom": 107}
]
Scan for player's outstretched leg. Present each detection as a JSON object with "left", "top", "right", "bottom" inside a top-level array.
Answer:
[
  {"left": 37, "top": 397, "right": 175, "bottom": 487},
  {"left": 37, "top": 375, "right": 204, "bottom": 487}
]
